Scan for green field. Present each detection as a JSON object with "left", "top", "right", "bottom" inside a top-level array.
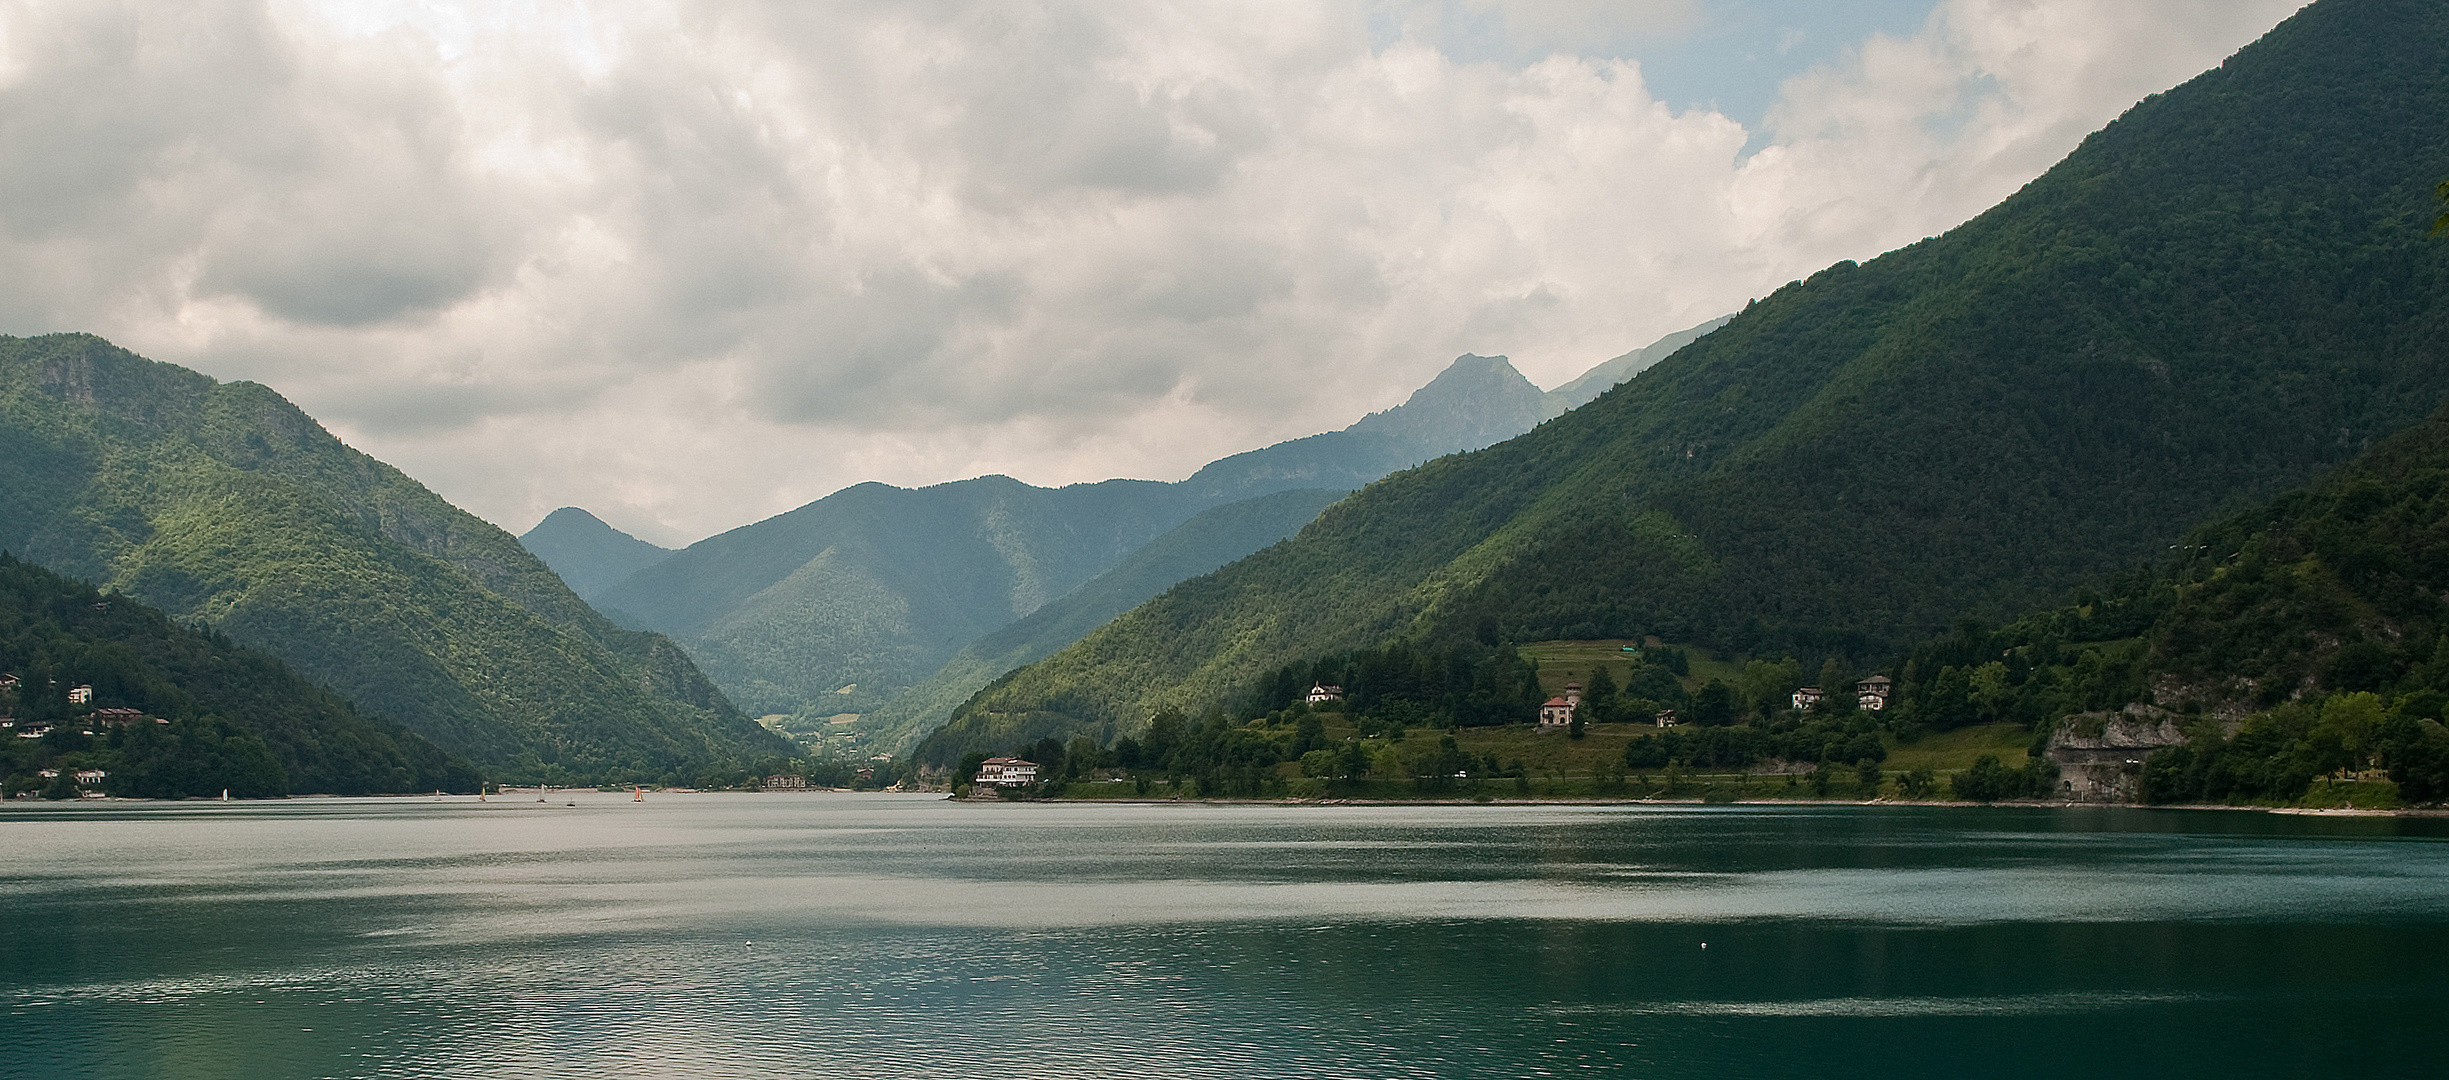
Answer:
[
  {"left": 1882, "top": 723, "right": 2033, "bottom": 771},
  {"left": 1516, "top": 639, "right": 1743, "bottom": 699}
]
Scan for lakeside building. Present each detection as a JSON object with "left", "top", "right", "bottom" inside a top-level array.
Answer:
[
  {"left": 1538, "top": 683, "right": 1583, "bottom": 731},
  {"left": 974, "top": 757, "right": 1040, "bottom": 787},
  {"left": 764, "top": 774, "right": 809, "bottom": 790}
]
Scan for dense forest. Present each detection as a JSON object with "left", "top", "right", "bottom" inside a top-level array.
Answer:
[
  {"left": 0, "top": 553, "right": 478, "bottom": 798},
  {"left": 1871, "top": 401, "right": 2449, "bottom": 805},
  {"left": 928, "top": 0, "right": 2449, "bottom": 758},
  {"left": 0, "top": 333, "right": 785, "bottom": 785}
]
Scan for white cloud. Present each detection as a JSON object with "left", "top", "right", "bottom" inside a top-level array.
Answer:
[{"left": 0, "top": 0, "right": 2306, "bottom": 544}]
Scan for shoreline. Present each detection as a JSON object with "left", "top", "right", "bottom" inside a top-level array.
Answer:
[{"left": 997, "top": 793, "right": 2449, "bottom": 816}]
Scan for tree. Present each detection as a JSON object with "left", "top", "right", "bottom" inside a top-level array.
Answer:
[
  {"left": 1689, "top": 679, "right": 1737, "bottom": 726},
  {"left": 2436, "top": 178, "right": 2449, "bottom": 237},
  {"left": 1292, "top": 714, "right": 1326, "bottom": 755},
  {"left": 1583, "top": 667, "right": 1620, "bottom": 722},
  {"left": 1899, "top": 767, "right": 1937, "bottom": 799}
]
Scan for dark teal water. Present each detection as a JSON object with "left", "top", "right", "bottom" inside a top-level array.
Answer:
[{"left": 3, "top": 795, "right": 2446, "bottom": 1079}]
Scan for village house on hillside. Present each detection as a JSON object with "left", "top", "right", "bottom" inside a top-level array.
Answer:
[
  {"left": 1792, "top": 686, "right": 1823, "bottom": 711},
  {"left": 974, "top": 757, "right": 1039, "bottom": 787},
  {"left": 66, "top": 685, "right": 92, "bottom": 705},
  {"left": 90, "top": 708, "right": 164, "bottom": 728},
  {"left": 1856, "top": 675, "right": 1892, "bottom": 711},
  {"left": 1305, "top": 683, "right": 1345, "bottom": 705},
  {"left": 1538, "top": 682, "right": 1582, "bottom": 731}
]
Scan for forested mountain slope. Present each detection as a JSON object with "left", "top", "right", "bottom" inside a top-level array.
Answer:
[
  {"left": 1881, "top": 398, "right": 2449, "bottom": 805},
  {"left": 0, "top": 334, "right": 785, "bottom": 782},
  {"left": 0, "top": 554, "right": 478, "bottom": 797},
  {"left": 601, "top": 351, "right": 1594, "bottom": 719},
  {"left": 519, "top": 507, "right": 672, "bottom": 604},
  {"left": 934, "top": 0, "right": 2449, "bottom": 751},
  {"left": 1544, "top": 316, "right": 1733, "bottom": 412}
]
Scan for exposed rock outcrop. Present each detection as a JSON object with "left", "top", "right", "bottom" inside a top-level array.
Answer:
[{"left": 2046, "top": 705, "right": 2190, "bottom": 803}]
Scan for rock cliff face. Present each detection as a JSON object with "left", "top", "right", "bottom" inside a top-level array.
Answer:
[{"left": 2047, "top": 705, "right": 2191, "bottom": 802}]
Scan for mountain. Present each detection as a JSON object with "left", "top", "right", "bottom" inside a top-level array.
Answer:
[
  {"left": 1175, "top": 354, "right": 1550, "bottom": 503},
  {"left": 1884, "top": 397, "right": 2449, "bottom": 806},
  {"left": 926, "top": 0, "right": 2449, "bottom": 759},
  {"left": 1545, "top": 315, "right": 1734, "bottom": 411},
  {"left": 0, "top": 334, "right": 788, "bottom": 782},
  {"left": 852, "top": 487, "right": 1351, "bottom": 753},
  {"left": 519, "top": 507, "right": 673, "bottom": 604},
  {"left": 600, "top": 350, "right": 1600, "bottom": 720},
  {"left": 0, "top": 553, "right": 480, "bottom": 797}
]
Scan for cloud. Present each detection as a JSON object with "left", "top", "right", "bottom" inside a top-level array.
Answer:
[{"left": 0, "top": 0, "right": 2307, "bottom": 544}]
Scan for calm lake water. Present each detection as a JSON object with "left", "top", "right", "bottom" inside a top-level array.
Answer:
[{"left": 3, "top": 795, "right": 2446, "bottom": 1079}]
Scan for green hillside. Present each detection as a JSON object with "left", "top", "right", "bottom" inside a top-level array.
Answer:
[
  {"left": 0, "top": 554, "right": 478, "bottom": 797},
  {"left": 935, "top": 0, "right": 2449, "bottom": 752},
  {"left": 0, "top": 334, "right": 786, "bottom": 783},
  {"left": 1880, "top": 399, "right": 2449, "bottom": 805},
  {"left": 871, "top": 487, "right": 1348, "bottom": 756}
]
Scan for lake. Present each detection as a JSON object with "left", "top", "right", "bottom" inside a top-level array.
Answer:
[{"left": 3, "top": 795, "right": 2446, "bottom": 1079}]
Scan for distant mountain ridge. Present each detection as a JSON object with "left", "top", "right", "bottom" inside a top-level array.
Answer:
[
  {"left": 589, "top": 341, "right": 1710, "bottom": 728},
  {"left": 519, "top": 507, "right": 672, "bottom": 604},
  {"left": 0, "top": 334, "right": 787, "bottom": 782},
  {"left": 923, "top": 0, "right": 2449, "bottom": 760},
  {"left": 1173, "top": 354, "right": 1548, "bottom": 502},
  {"left": 1544, "top": 316, "right": 1733, "bottom": 412}
]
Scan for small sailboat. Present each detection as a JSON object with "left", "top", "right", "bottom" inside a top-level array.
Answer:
[
  {"left": 219, "top": 788, "right": 228, "bottom": 802},
  {"left": 633, "top": 785, "right": 644, "bottom": 803}
]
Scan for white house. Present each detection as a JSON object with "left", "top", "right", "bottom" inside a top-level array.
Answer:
[
  {"left": 1792, "top": 686, "right": 1824, "bottom": 711},
  {"left": 1305, "top": 683, "right": 1345, "bottom": 705},
  {"left": 67, "top": 685, "right": 93, "bottom": 705},
  {"left": 1856, "top": 675, "right": 1893, "bottom": 711},
  {"left": 974, "top": 757, "right": 1040, "bottom": 787}
]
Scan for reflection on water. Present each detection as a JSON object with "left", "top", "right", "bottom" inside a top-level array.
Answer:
[{"left": 3, "top": 795, "right": 2446, "bottom": 1079}]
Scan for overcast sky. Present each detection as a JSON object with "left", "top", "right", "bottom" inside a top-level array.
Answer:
[{"left": 0, "top": 0, "right": 2306, "bottom": 545}]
